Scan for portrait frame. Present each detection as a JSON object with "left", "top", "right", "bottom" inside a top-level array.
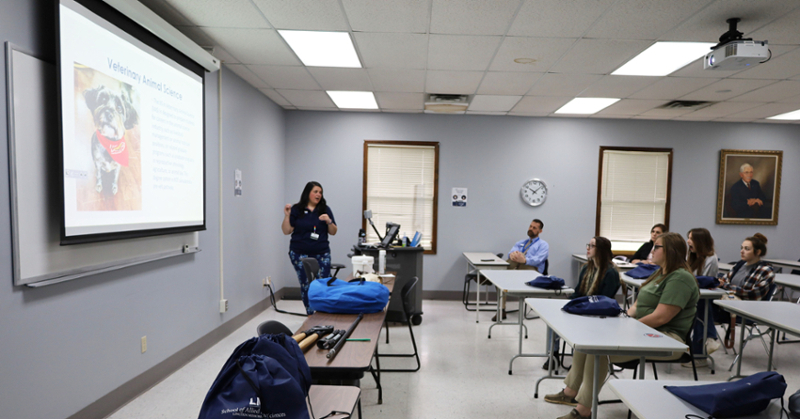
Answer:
[{"left": 716, "top": 149, "right": 782, "bottom": 225}]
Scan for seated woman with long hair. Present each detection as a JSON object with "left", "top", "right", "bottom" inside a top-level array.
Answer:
[
  {"left": 545, "top": 232, "right": 699, "bottom": 419},
  {"left": 686, "top": 228, "right": 720, "bottom": 366}
]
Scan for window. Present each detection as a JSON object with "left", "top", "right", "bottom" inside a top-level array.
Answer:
[
  {"left": 363, "top": 141, "right": 439, "bottom": 254},
  {"left": 595, "top": 147, "right": 673, "bottom": 252}
]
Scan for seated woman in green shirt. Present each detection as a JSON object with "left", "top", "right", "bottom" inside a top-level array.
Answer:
[{"left": 545, "top": 232, "right": 699, "bottom": 419}]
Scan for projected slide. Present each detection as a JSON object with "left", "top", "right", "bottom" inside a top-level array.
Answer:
[{"left": 59, "top": 0, "right": 204, "bottom": 240}]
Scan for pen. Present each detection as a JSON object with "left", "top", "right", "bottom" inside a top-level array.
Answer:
[{"left": 346, "top": 338, "right": 371, "bottom": 342}]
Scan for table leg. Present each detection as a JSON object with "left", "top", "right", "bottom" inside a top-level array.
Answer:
[
  {"left": 768, "top": 328, "right": 776, "bottom": 371},
  {"left": 476, "top": 269, "right": 481, "bottom": 323},
  {"left": 591, "top": 354, "right": 600, "bottom": 419},
  {"left": 736, "top": 316, "right": 746, "bottom": 379}
]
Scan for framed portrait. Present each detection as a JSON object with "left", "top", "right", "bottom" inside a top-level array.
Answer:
[{"left": 716, "top": 149, "right": 782, "bottom": 225}]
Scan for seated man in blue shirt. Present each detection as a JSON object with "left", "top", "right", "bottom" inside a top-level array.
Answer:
[{"left": 494, "top": 218, "right": 549, "bottom": 321}]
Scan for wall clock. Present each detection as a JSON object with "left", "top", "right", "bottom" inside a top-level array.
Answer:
[{"left": 521, "top": 178, "right": 547, "bottom": 207}]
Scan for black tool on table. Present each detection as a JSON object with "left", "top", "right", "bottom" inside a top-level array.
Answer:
[{"left": 327, "top": 313, "right": 364, "bottom": 360}]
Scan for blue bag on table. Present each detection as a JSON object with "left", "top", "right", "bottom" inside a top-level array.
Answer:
[
  {"left": 664, "top": 371, "right": 786, "bottom": 418},
  {"left": 626, "top": 263, "right": 660, "bottom": 279},
  {"left": 308, "top": 277, "right": 390, "bottom": 314},
  {"left": 696, "top": 275, "right": 719, "bottom": 289},
  {"left": 526, "top": 275, "right": 566, "bottom": 290},
  {"left": 562, "top": 295, "right": 623, "bottom": 317}
]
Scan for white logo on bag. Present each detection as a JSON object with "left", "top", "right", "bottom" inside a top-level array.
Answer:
[{"left": 249, "top": 397, "right": 260, "bottom": 407}]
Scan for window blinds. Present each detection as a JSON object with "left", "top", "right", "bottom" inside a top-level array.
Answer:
[
  {"left": 366, "top": 144, "right": 436, "bottom": 250},
  {"left": 599, "top": 150, "right": 670, "bottom": 244}
]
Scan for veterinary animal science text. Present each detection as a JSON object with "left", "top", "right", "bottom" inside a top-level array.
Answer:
[{"left": 107, "top": 58, "right": 184, "bottom": 101}]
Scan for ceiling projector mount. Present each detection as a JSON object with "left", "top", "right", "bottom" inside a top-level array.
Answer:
[{"left": 704, "top": 17, "right": 770, "bottom": 70}]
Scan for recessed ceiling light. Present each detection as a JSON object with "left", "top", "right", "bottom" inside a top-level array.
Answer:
[
  {"left": 555, "top": 98, "right": 620, "bottom": 114},
  {"left": 327, "top": 91, "right": 378, "bottom": 109},
  {"left": 766, "top": 109, "right": 800, "bottom": 120},
  {"left": 278, "top": 30, "right": 361, "bottom": 68},
  {"left": 612, "top": 42, "right": 716, "bottom": 76}
]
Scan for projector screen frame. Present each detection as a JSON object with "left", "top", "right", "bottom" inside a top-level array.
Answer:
[{"left": 56, "top": 0, "right": 207, "bottom": 245}]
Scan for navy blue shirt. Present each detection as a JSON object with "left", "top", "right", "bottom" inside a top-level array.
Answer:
[{"left": 289, "top": 205, "right": 336, "bottom": 255}]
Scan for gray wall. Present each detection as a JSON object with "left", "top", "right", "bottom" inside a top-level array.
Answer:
[
  {"left": 0, "top": 2, "right": 286, "bottom": 417},
  {"left": 284, "top": 111, "right": 800, "bottom": 290}
]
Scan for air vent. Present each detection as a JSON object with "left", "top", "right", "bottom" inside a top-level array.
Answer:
[
  {"left": 658, "top": 100, "right": 715, "bottom": 110},
  {"left": 424, "top": 94, "right": 470, "bottom": 114}
]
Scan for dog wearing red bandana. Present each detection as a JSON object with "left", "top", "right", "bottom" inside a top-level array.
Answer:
[{"left": 84, "top": 85, "right": 138, "bottom": 195}]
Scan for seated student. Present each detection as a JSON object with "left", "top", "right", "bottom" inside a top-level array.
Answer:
[
  {"left": 685, "top": 228, "right": 721, "bottom": 367},
  {"left": 545, "top": 232, "right": 698, "bottom": 419},
  {"left": 629, "top": 223, "right": 667, "bottom": 264},
  {"left": 715, "top": 233, "right": 776, "bottom": 329},
  {"left": 493, "top": 218, "right": 549, "bottom": 321},
  {"left": 545, "top": 236, "right": 620, "bottom": 370}
]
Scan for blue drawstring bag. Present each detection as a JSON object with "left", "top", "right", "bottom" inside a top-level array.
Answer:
[
  {"left": 562, "top": 295, "right": 623, "bottom": 317},
  {"left": 664, "top": 371, "right": 786, "bottom": 418},
  {"left": 526, "top": 275, "right": 566, "bottom": 290},
  {"left": 308, "top": 277, "right": 390, "bottom": 314},
  {"left": 696, "top": 275, "right": 719, "bottom": 289},
  {"left": 626, "top": 263, "right": 660, "bottom": 279}
]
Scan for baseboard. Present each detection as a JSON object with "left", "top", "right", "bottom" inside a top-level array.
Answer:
[{"left": 68, "top": 288, "right": 286, "bottom": 419}]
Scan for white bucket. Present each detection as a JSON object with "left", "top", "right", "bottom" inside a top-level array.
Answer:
[{"left": 351, "top": 255, "right": 374, "bottom": 275}]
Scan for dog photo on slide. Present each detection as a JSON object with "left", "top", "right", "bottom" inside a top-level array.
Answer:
[{"left": 73, "top": 63, "right": 142, "bottom": 211}]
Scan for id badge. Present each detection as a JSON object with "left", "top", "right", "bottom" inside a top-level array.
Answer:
[{"left": 310, "top": 232, "right": 320, "bottom": 240}]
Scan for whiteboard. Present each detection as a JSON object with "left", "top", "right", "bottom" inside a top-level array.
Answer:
[{"left": 5, "top": 44, "right": 199, "bottom": 287}]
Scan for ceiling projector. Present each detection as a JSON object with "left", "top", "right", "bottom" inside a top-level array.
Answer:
[{"left": 704, "top": 18, "right": 769, "bottom": 70}]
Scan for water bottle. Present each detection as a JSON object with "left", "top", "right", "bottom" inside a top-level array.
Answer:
[{"left": 378, "top": 250, "right": 386, "bottom": 274}]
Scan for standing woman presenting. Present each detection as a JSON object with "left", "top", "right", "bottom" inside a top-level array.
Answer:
[{"left": 282, "top": 181, "right": 338, "bottom": 315}]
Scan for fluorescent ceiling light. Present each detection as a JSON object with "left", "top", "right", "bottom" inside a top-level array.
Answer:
[
  {"left": 612, "top": 42, "right": 716, "bottom": 76},
  {"left": 555, "top": 98, "right": 620, "bottom": 114},
  {"left": 278, "top": 30, "right": 361, "bottom": 68},
  {"left": 327, "top": 91, "right": 378, "bottom": 109},
  {"left": 767, "top": 109, "right": 800, "bottom": 120}
]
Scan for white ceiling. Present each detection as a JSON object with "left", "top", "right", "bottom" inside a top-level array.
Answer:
[{"left": 139, "top": 0, "right": 800, "bottom": 123}]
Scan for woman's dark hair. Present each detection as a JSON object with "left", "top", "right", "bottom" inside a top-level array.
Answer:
[
  {"left": 643, "top": 232, "right": 691, "bottom": 287},
  {"left": 745, "top": 233, "right": 768, "bottom": 257},
  {"left": 687, "top": 228, "right": 715, "bottom": 275},
  {"left": 295, "top": 181, "right": 327, "bottom": 214},
  {"left": 581, "top": 236, "right": 614, "bottom": 296}
]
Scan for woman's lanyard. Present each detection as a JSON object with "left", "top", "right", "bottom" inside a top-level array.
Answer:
[{"left": 521, "top": 238, "right": 536, "bottom": 253}]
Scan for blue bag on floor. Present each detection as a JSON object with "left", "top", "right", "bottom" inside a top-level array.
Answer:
[
  {"left": 626, "top": 263, "right": 660, "bottom": 279},
  {"left": 308, "top": 277, "right": 389, "bottom": 314},
  {"left": 562, "top": 295, "right": 623, "bottom": 317},
  {"left": 696, "top": 275, "right": 719, "bottom": 289},
  {"left": 526, "top": 275, "right": 566, "bottom": 290},
  {"left": 664, "top": 371, "right": 786, "bottom": 418}
]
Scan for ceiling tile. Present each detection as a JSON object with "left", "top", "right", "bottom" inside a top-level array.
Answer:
[
  {"left": 527, "top": 73, "right": 603, "bottom": 97},
  {"left": 427, "top": 35, "right": 503, "bottom": 71},
  {"left": 342, "top": 0, "right": 429, "bottom": 33},
  {"left": 306, "top": 68, "right": 372, "bottom": 91},
  {"left": 368, "top": 69, "right": 426, "bottom": 92},
  {"left": 726, "top": 102, "right": 800, "bottom": 119},
  {"left": 208, "top": 45, "right": 240, "bottom": 64},
  {"left": 383, "top": 109, "right": 423, "bottom": 113},
  {"left": 638, "top": 106, "right": 695, "bottom": 117},
  {"left": 595, "top": 99, "right": 665, "bottom": 115},
  {"left": 159, "top": 0, "right": 270, "bottom": 28},
  {"left": 777, "top": 93, "right": 800, "bottom": 104},
  {"left": 681, "top": 101, "right": 763, "bottom": 118},
  {"left": 354, "top": 33, "right": 428, "bottom": 69},
  {"left": 476, "top": 72, "right": 541, "bottom": 95},
  {"left": 258, "top": 89, "right": 292, "bottom": 106},
  {"left": 249, "top": 66, "right": 320, "bottom": 90},
  {"left": 508, "top": 0, "right": 615, "bottom": 38},
  {"left": 659, "top": 0, "right": 798, "bottom": 42},
  {"left": 430, "top": 0, "right": 520, "bottom": 35},
  {"left": 586, "top": 0, "right": 712, "bottom": 40},
  {"left": 730, "top": 81, "right": 800, "bottom": 103},
  {"left": 375, "top": 92, "right": 424, "bottom": 110},
  {"left": 467, "top": 95, "right": 523, "bottom": 112},
  {"left": 175, "top": 25, "right": 215, "bottom": 47},
  {"left": 489, "top": 37, "right": 577, "bottom": 73},
  {"left": 510, "top": 96, "right": 572, "bottom": 115},
  {"left": 729, "top": 47, "right": 800, "bottom": 80},
  {"left": 629, "top": 77, "right": 719, "bottom": 99},
  {"left": 748, "top": 8, "right": 800, "bottom": 45},
  {"left": 252, "top": 0, "right": 348, "bottom": 30},
  {"left": 466, "top": 111, "right": 508, "bottom": 116},
  {"left": 139, "top": 0, "right": 195, "bottom": 26},
  {"left": 276, "top": 90, "right": 336, "bottom": 108},
  {"left": 224, "top": 64, "right": 269, "bottom": 88},
  {"left": 715, "top": 116, "right": 758, "bottom": 123},
  {"left": 202, "top": 28, "right": 301, "bottom": 65},
  {"left": 578, "top": 75, "right": 659, "bottom": 98},
  {"left": 425, "top": 71, "right": 484, "bottom": 94},
  {"left": 632, "top": 114, "right": 676, "bottom": 120},
  {"left": 680, "top": 79, "right": 776, "bottom": 101},
  {"left": 590, "top": 114, "right": 633, "bottom": 119},
  {"left": 549, "top": 39, "right": 653, "bottom": 74}
]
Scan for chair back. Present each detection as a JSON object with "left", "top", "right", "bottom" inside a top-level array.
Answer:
[
  {"left": 793, "top": 257, "right": 800, "bottom": 275},
  {"left": 302, "top": 257, "right": 320, "bottom": 281},
  {"left": 257, "top": 320, "right": 293, "bottom": 336},
  {"left": 401, "top": 277, "right": 419, "bottom": 318},
  {"left": 496, "top": 253, "right": 504, "bottom": 259},
  {"left": 764, "top": 282, "right": 778, "bottom": 301},
  {"left": 543, "top": 259, "right": 549, "bottom": 275}
]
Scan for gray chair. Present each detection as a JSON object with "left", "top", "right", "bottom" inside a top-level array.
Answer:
[
  {"left": 302, "top": 257, "right": 345, "bottom": 280},
  {"left": 462, "top": 253, "right": 503, "bottom": 311},
  {"left": 257, "top": 320, "right": 293, "bottom": 336},
  {"left": 377, "top": 277, "right": 421, "bottom": 372}
]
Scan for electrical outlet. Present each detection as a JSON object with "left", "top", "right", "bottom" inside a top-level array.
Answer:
[
  {"left": 220, "top": 299, "right": 228, "bottom": 313},
  {"left": 266, "top": 276, "right": 271, "bottom": 287},
  {"left": 141, "top": 336, "right": 147, "bottom": 353}
]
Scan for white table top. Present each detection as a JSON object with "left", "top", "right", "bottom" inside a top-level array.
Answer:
[
  {"left": 526, "top": 298, "right": 687, "bottom": 354},
  {"left": 481, "top": 270, "right": 574, "bottom": 296},
  {"left": 764, "top": 258, "right": 800, "bottom": 269},
  {"left": 714, "top": 300, "right": 800, "bottom": 336},
  {"left": 774, "top": 273, "right": 800, "bottom": 290},
  {"left": 463, "top": 252, "right": 509, "bottom": 267},
  {"left": 608, "top": 379, "right": 782, "bottom": 419},
  {"left": 718, "top": 262, "right": 734, "bottom": 272},
  {"left": 620, "top": 274, "right": 726, "bottom": 299},
  {"left": 571, "top": 253, "right": 636, "bottom": 271}
]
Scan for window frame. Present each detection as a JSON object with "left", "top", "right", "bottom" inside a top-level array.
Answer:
[
  {"left": 362, "top": 140, "right": 439, "bottom": 255},
  {"left": 594, "top": 146, "right": 673, "bottom": 242}
]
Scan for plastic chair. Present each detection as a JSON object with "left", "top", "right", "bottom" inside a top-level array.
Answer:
[
  {"left": 257, "top": 320, "right": 293, "bottom": 336},
  {"left": 377, "top": 277, "right": 421, "bottom": 372},
  {"left": 302, "top": 257, "right": 345, "bottom": 281},
  {"left": 462, "top": 253, "right": 503, "bottom": 311},
  {"left": 722, "top": 282, "right": 778, "bottom": 371}
]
